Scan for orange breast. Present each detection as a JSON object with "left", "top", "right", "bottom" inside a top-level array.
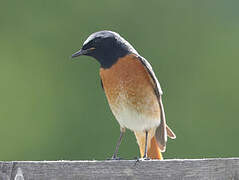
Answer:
[{"left": 100, "top": 54, "right": 160, "bottom": 121}]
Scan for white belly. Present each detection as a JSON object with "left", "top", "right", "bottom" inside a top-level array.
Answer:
[{"left": 109, "top": 93, "right": 161, "bottom": 131}]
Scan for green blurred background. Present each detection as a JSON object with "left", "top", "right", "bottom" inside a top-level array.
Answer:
[{"left": 0, "top": 0, "right": 238, "bottom": 160}]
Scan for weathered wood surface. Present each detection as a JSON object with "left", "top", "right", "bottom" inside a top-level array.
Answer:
[{"left": 0, "top": 158, "right": 239, "bottom": 180}]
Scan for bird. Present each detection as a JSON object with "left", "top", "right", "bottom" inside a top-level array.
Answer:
[{"left": 72, "top": 30, "right": 176, "bottom": 160}]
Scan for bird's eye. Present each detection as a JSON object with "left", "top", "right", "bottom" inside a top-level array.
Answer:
[{"left": 89, "top": 47, "right": 96, "bottom": 51}]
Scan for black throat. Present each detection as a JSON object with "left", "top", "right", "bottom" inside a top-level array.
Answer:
[
  {"left": 92, "top": 48, "right": 130, "bottom": 69},
  {"left": 89, "top": 40, "right": 133, "bottom": 69}
]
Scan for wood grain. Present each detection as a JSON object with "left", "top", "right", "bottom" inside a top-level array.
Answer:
[{"left": 0, "top": 158, "right": 239, "bottom": 180}]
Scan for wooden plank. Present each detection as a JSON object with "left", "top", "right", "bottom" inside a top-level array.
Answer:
[{"left": 0, "top": 158, "right": 238, "bottom": 180}]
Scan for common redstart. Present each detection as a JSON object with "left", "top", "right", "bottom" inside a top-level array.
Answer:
[{"left": 72, "top": 31, "right": 176, "bottom": 160}]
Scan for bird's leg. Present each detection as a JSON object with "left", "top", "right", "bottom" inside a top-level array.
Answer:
[
  {"left": 143, "top": 131, "right": 149, "bottom": 159},
  {"left": 111, "top": 128, "right": 125, "bottom": 160},
  {"left": 134, "top": 130, "right": 150, "bottom": 164}
]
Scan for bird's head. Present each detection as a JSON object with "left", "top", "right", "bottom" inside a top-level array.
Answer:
[{"left": 72, "top": 31, "right": 138, "bottom": 68}]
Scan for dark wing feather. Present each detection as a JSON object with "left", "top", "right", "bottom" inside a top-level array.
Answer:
[
  {"left": 137, "top": 55, "right": 167, "bottom": 151},
  {"left": 137, "top": 56, "right": 163, "bottom": 96},
  {"left": 100, "top": 78, "right": 104, "bottom": 91}
]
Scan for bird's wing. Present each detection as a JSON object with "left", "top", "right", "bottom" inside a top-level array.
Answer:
[
  {"left": 137, "top": 56, "right": 163, "bottom": 96},
  {"left": 137, "top": 55, "right": 175, "bottom": 152},
  {"left": 100, "top": 78, "right": 104, "bottom": 91}
]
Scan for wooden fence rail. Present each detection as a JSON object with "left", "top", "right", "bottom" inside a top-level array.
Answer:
[{"left": 0, "top": 158, "right": 238, "bottom": 180}]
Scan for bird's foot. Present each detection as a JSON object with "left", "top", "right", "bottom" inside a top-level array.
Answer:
[
  {"left": 142, "top": 155, "right": 151, "bottom": 161},
  {"left": 134, "top": 156, "right": 151, "bottom": 165},
  {"left": 107, "top": 155, "right": 123, "bottom": 160}
]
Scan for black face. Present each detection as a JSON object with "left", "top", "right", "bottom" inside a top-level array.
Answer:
[{"left": 72, "top": 31, "right": 136, "bottom": 69}]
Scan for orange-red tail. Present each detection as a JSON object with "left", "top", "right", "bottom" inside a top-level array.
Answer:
[{"left": 147, "top": 136, "right": 163, "bottom": 159}]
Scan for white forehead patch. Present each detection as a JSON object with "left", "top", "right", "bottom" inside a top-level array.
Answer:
[
  {"left": 82, "top": 31, "right": 138, "bottom": 55},
  {"left": 83, "top": 31, "right": 120, "bottom": 46},
  {"left": 83, "top": 32, "right": 98, "bottom": 46}
]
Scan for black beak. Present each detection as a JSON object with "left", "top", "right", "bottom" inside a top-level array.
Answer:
[
  {"left": 71, "top": 49, "right": 85, "bottom": 58},
  {"left": 72, "top": 47, "right": 95, "bottom": 58}
]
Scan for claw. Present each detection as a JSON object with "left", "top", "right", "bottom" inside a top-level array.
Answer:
[
  {"left": 107, "top": 156, "right": 123, "bottom": 160},
  {"left": 134, "top": 156, "right": 151, "bottom": 165}
]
